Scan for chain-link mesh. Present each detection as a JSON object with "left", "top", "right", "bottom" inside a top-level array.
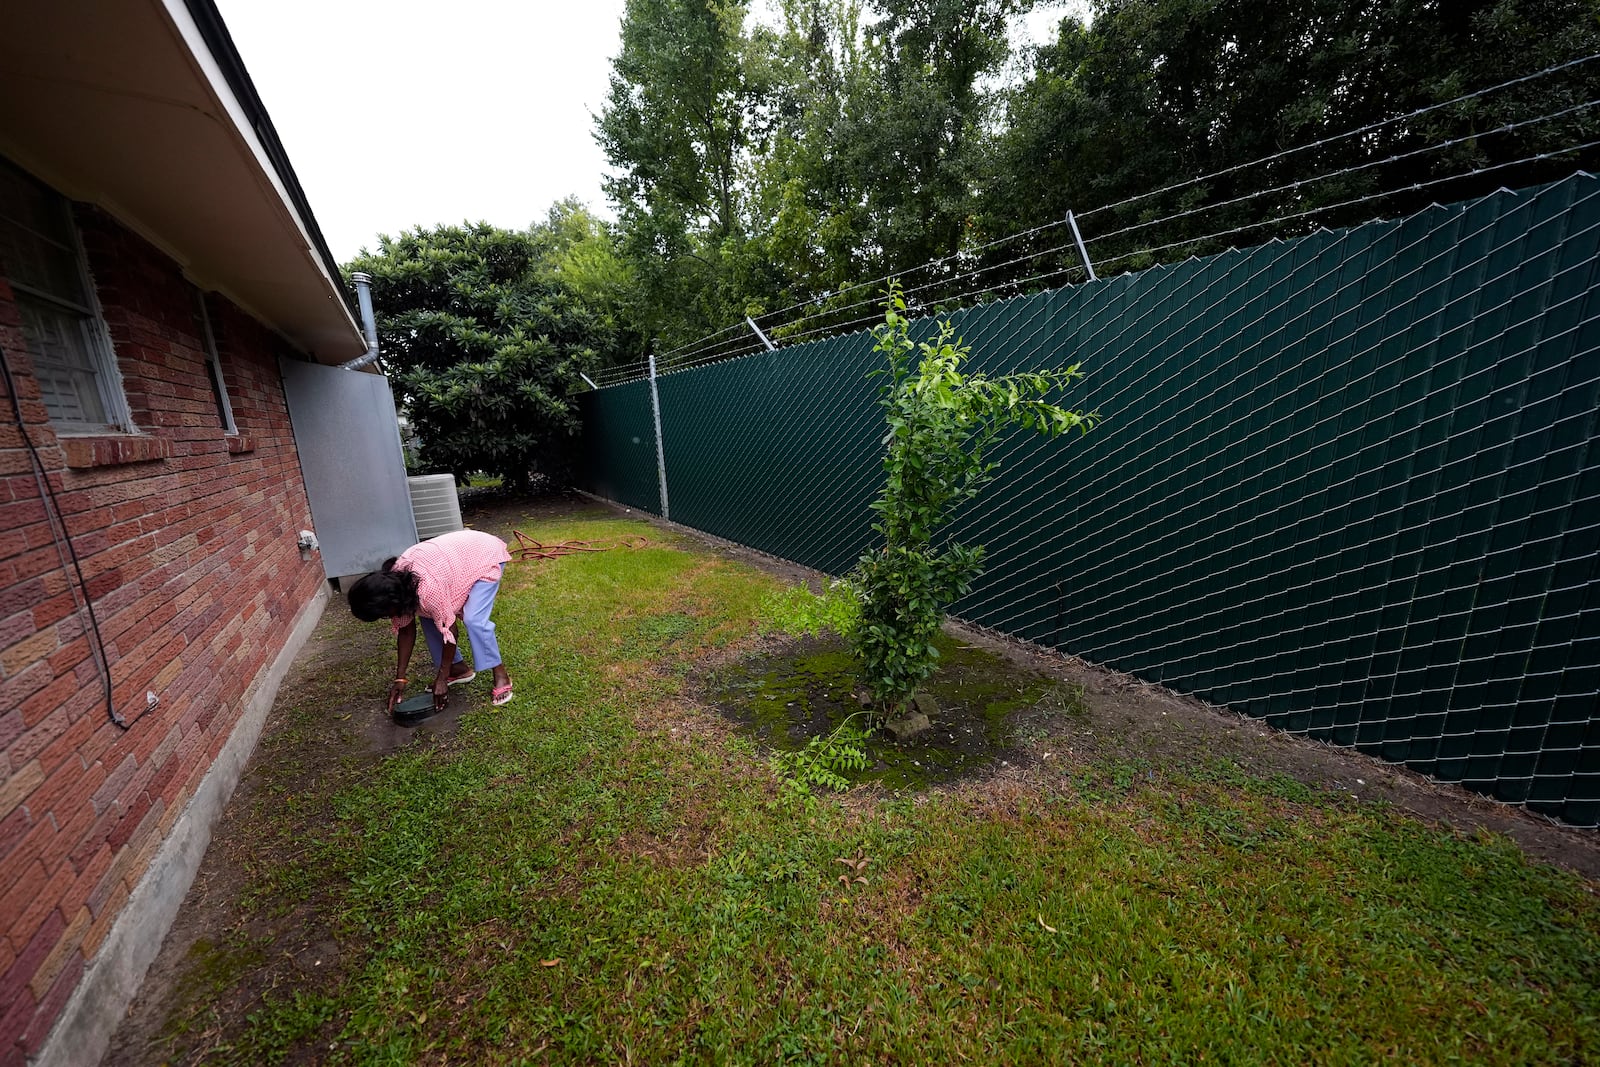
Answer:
[{"left": 577, "top": 175, "right": 1600, "bottom": 826}]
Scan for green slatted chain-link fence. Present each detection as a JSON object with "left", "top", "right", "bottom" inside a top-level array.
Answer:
[{"left": 578, "top": 176, "right": 1600, "bottom": 827}]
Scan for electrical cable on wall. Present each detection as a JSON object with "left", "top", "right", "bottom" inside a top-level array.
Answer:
[{"left": 0, "top": 343, "right": 128, "bottom": 729}]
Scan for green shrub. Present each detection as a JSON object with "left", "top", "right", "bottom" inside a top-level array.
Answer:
[{"left": 758, "top": 579, "right": 861, "bottom": 638}]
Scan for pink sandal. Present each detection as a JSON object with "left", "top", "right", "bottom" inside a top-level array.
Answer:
[{"left": 492, "top": 683, "right": 514, "bottom": 706}]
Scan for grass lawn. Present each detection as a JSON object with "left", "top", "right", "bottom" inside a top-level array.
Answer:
[{"left": 123, "top": 506, "right": 1599, "bottom": 1065}]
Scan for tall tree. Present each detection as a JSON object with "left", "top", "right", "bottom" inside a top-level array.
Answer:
[
  {"left": 531, "top": 198, "right": 646, "bottom": 369},
  {"left": 596, "top": 0, "right": 766, "bottom": 349},
  {"left": 346, "top": 224, "right": 608, "bottom": 488},
  {"left": 984, "top": 0, "right": 1600, "bottom": 276},
  {"left": 847, "top": 0, "right": 1023, "bottom": 272},
  {"left": 748, "top": 0, "right": 873, "bottom": 300}
]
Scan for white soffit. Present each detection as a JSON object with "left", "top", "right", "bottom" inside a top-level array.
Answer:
[{"left": 0, "top": 0, "right": 365, "bottom": 363}]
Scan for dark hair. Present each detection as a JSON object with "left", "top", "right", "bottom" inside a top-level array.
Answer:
[{"left": 347, "top": 557, "right": 421, "bottom": 622}]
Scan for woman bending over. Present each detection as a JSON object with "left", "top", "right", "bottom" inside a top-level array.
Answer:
[{"left": 348, "top": 529, "right": 514, "bottom": 715}]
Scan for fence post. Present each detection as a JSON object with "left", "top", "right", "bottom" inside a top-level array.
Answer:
[
  {"left": 648, "top": 353, "right": 670, "bottom": 521},
  {"left": 746, "top": 315, "right": 777, "bottom": 351},
  {"left": 1066, "top": 210, "right": 1097, "bottom": 282}
]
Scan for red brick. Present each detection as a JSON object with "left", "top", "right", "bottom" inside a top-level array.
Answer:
[
  {"left": 79, "top": 532, "right": 156, "bottom": 578},
  {"left": 23, "top": 758, "right": 104, "bottom": 835},
  {"left": 3, "top": 664, "right": 54, "bottom": 727},
  {"left": 64, "top": 802, "right": 117, "bottom": 873},
  {"left": 81, "top": 877, "right": 127, "bottom": 960},
  {"left": 0, "top": 859, "right": 62, "bottom": 953},
  {"left": 119, "top": 803, "right": 165, "bottom": 883},
  {"left": 0, "top": 627, "right": 57, "bottom": 678},
  {"left": 0, "top": 496, "right": 46, "bottom": 529},
  {"left": 119, "top": 714, "right": 169, "bottom": 768},
  {"left": 0, "top": 526, "right": 31, "bottom": 561},
  {"left": 14, "top": 689, "right": 99, "bottom": 774},
  {"left": 21, "top": 950, "right": 82, "bottom": 1055},
  {"left": 85, "top": 754, "right": 136, "bottom": 817},
  {"left": 71, "top": 712, "right": 118, "bottom": 767},
  {"left": 106, "top": 790, "right": 151, "bottom": 851},
  {"left": 28, "top": 900, "right": 87, "bottom": 1002},
  {"left": 85, "top": 834, "right": 134, "bottom": 918},
  {"left": 0, "top": 611, "right": 35, "bottom": 652},
  {"left": 16, "top": 670, "right": 77, "bottom": 730},
  {"left": 35, "top": 798, "right": 95, "bottom": 887},
  {"left": 0, "top": 807, "right": 30, "bottom": 865},
  {"left": 144, "top": 751, "right": 183, "bottom": 812},
  {"left": 61, "top": 840, "right": 110, "bottom": 915},
  {"left": 1, "top": 574, "right": 50, "bottom": 612},
  {"left": 44, "top": 633, "right": 89, "bottom": 676},
  {"left": 0, "top": 708, "right": 21, "bottom": 756},
  {"left": 0, "top": 905, "right": 57, "bottom": 1015},
  {"left": 0, "top": 762, "right": 43, "bottom": 827},
  {"left": 84, "top": 567, "right": 123, "bottom": 600},
  {"left": 0, "top": 975, "right": 37, "bottom": 1065}
]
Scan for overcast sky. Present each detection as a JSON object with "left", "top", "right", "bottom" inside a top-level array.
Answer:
[
  {"left": 217, "top": 1, "right": 1078, "bottom": 266},
  {"left": 216, "top": 0, "right": 631, "bottom": 264}
]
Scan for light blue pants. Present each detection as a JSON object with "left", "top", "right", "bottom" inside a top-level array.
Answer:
[{"left": 418, "top": 572, "right": 503, "bottom": 671}]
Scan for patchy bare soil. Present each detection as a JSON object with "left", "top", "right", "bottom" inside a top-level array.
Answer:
[
  {"left": 664, "top": 510, "right": 1600, "bottom": 880},
  {"left": 100, "top": 493, "right": 598, "bottom": 1066},
  {"left": 104, "top": 490, "right": 1599, "bottom": 1066}
]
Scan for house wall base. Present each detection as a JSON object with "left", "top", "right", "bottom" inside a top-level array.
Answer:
[{"left": 31, "top": 582, "right": 329, "bottom": 1067}]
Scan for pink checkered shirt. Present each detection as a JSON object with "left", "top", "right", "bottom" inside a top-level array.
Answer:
[{"left": 390, "top": 529, "right": 511, "bottom": 644}]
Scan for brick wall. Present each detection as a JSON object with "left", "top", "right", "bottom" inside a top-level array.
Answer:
[{"left": 0, "top": 205, "right": 326, "bottom": 1065}]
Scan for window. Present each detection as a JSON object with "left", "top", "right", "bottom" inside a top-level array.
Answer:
[
  {"left": 0, "top": 158, "right": 129, "bottom": 433},
  {"left": 194, "top": 289, "right": 236, "bottom": 433}
]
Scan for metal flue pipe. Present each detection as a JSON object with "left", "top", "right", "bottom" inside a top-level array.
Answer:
[{"left": 339, "top": 271, "right": 382, "bottom": 370}]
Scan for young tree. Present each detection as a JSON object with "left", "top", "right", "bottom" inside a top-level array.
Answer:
[
  {"left": 851, "top": 283, "right": 1099, "bottom": 715},
  {"left": 346, "top": 223, "right": 608, "bottom": 489}
]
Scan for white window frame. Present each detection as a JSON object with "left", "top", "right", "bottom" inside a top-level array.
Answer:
[{"left": 0, "top": 159, "right": 131, "bottom": 434}]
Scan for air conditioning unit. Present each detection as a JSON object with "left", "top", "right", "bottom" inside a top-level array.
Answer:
[{"left": 407, "top": 474, "right": 463, "bottom": 540}]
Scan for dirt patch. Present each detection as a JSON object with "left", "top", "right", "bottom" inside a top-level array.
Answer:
[
  {"left": 628, "top": 501, "right": 1600, "bottom": 880},
  {"left": 702, "top": 631, "right": 1070, "bottom": 789},
  {"left": 101, "top": 608, "right": 377, "bottom": 1066},
  {"left": 102, "top": 492, "right": 603, "bottom": 1065}
]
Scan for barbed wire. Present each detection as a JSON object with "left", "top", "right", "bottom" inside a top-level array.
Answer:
[
  {"left": 708, "top": 132, "right": 1598, "bottom": 373},
  {"left": 639, "top": 142, "right": 1591, "bottom": 380},
  {"left": 1078, "top": 51, "right": 1600, "bottom": 222},
  {"left": 591, "top": 58, "right": 1600, "bottom": 388},
  {"left": 723, "top": 53, "right": 1600, "bottom": 353},
  {"left": 643, "top": 235, "right": 1093, "bottom": 376},
  {"left": 1085, "top": 98, "right": 1600, "bottom": 249},
  {"left": 1088, "top": 136, "right": 1600, "bottom": 277}
]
